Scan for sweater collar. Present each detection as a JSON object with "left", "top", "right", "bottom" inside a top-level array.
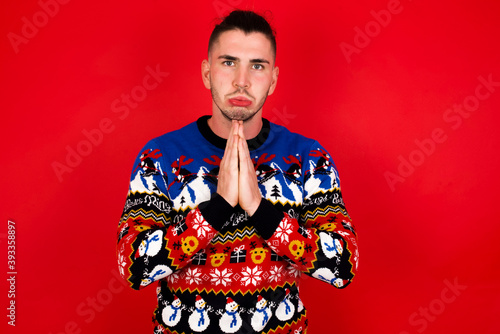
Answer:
[{"left": 196, "top": 115, "right": 270, "bottom": 151}]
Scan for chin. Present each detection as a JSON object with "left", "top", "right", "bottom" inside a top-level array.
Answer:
[{"left": 222, "top": 109, "right": 258, "bottom": 122}]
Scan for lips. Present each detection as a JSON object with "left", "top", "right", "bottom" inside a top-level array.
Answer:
[{"left": 229, "top": 97, "right": 252, "bottom": 107}]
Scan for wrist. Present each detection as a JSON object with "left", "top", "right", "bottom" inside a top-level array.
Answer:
[
  {"left": 246, "top": 198, "right": 262, "bottom": 217},
  {"left": 250, "top": 199, "right": 284, "bottom": 239},
  {"left": 198, "top": 193, "right": 235, "bottom": 231},
  {"left": 217, "top": 190, "right": 237, "bottom": 207}
]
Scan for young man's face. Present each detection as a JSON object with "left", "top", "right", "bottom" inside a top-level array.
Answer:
[{"left": 202, "top": 29, "right": 279, "bottom": 122}]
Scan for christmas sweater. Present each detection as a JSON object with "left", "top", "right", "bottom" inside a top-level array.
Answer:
[{"left": 117, "top": 116, "right": 359, "bottom": 334}]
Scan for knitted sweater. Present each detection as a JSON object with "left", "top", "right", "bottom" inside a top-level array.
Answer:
[{"left": 117, "top": 116, "right": 359, "bottom": 334}]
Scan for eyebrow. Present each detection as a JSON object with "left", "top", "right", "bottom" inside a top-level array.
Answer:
[{"left": 218, "top": 54, "right": 270, "bottom": 64}]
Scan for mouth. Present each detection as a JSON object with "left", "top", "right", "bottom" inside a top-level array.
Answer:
[{"left": 228, "top": 96, "right": 252, "bottom": 107}]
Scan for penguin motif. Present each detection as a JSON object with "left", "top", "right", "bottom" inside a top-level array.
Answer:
[
  {"left": 254, "top": 154, "right": 278, "bottom": 184},
  {"left": 304, "top": 152, "right": 337, "bottom": 195},
  {"left": 162, "top": 295, "right": 183, "bottom": 327},
  {"left": 251, "top": 295, "right": 272, "bottom": 332},
  {"left": 219, "top": 297, "right": 242, "bottom": 333},
  {"left": 172, "top": 166, "right": 212, "bottom": 209},
  {"left": 188, "top": 295, "right": 210, "bottom": 332},
  {"left": 282, "top": 155, "right": 303, "bottom": 203},
  {"left": 275, "top": 289, "right": 295, "bottom": 321}
]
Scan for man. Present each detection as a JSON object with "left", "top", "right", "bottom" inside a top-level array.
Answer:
[{"left": 117, "top": 10, "right": 358, "bottom": 334}]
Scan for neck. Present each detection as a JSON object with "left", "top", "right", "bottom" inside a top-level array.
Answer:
[{"left": 208, "top": 110, "right": 263, "bottom": 140}]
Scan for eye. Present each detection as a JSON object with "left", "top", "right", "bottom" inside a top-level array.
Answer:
[
  {"left": 222, "top": 60, "right": 234, "bottom": 66},
  {"left": 252, "top": 64, "right": 264, "bottom": 70}
]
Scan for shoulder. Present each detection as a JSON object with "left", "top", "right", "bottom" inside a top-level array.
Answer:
[
  {"left": 266, "top": 120, "right": 337, "bottom": 169},
  {"left": 151, "top": 119, "right": 199, "bottom": 146},
  {"left": 267, "top": 120, "right": 317, "bottom": 149},
  {"left": 131, "top": 118, "right": 201, "bottom": 167}
]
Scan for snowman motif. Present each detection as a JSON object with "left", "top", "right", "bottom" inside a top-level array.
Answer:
[
  {"left": 319, "top": 232, "right": 343, "bottom": 259},
  {"left": 219, "top": 297, "right": 242, "bottom": 333},
  {"left": 312, "top": 267, "right": 344, "bottom": 288},
  {"left": 140, "top": 265, "right": 172, "bottom": 287},
  {"left": 188, "top": 295, "right": 210, "bottom": 332},
  {"left": 297, "top": 296, "right": 304, "bottom": 313},
  {"left": 162, "top": 295, "right": 183, "bottom": 327},
  {"left": 251, "top": 295, "right": 272, "bottom": 332},
  {"left": 275, "top": 289, "right": 295, "bottom": 321},
  {"left": 135, "top": 229, "right": 164, "bottom": 259}
]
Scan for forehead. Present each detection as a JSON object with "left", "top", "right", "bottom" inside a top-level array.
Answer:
[{"left": 210, "top": 29, "right": 274, "bottom": 62}]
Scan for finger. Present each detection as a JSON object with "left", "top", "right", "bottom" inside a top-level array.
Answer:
[
  {"left": 237, "top": 134, "right": 261, "bottom": 216},
  {"left": 223, "top": 125, "right": 234, "bottom": 158},
  {"left": 238, "top": 136, "right": 245, "bottom": 167},
  {"left": 238, "top": 130, "right": 254, "bottom": 171},
  {"left": 222, "top": 138, "right": 236, "bottom": 175},
  {"left": 232, "top": 120, "right": 239, "bottom": 136},
  {"left": 238, "top": 136, "right": 252, "bottom": 174},
  {"left": 217, "top": 123, "right": 240, "bottom": 207},
  {"left": 231, "top": 134, "right": 239, "bottom": 167},
  {"left": 226, "top": 121, "right": 240, "bottom": 153},
  {"left": 237, "top": 122, "right": 248, "bottom": 156},
  {"left": 237, "top": 121, "right": 245, "bottom": 140},
  {"left": 224, "top": 120, "right": 239, "bottom": 149},
  {"left": 229, "top": 123, "right": 239, "bottom": 158}
]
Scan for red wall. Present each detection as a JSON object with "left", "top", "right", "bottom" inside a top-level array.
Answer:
[{"left": 2, "top": 0, "right": 499, "bottom": 333}]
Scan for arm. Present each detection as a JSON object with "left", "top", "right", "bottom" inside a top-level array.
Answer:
[
  {"left": 252, "top": 142, "right": 359, "bottom": 288},
  {"left": 116, "top": 140, "right": 233, "bottom": 290}
]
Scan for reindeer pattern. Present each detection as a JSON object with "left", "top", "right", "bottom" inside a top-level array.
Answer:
[
  {"left": 120, "top": 119, "right": 358, "bottom": 334},
  {"left": 158, "top": 148, "right": 339, "bottom": 210}
]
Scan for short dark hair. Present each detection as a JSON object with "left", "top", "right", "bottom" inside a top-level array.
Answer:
[{"left": 208, "top": 10, "right": 276, "bottom": 59}]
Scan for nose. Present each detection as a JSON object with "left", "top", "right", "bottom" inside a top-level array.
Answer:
[{"left": 233, "top": 66, "right": 250, "bottom": 90}]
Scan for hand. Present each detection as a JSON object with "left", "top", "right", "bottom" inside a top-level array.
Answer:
[
  {"left": 216, "top": 121, "right": 239, "bottom": 207},
  {"left": 237, "top": 122, "right": 262, "bottom": 216}
]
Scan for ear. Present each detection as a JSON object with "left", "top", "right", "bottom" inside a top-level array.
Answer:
[
  {"left": 201, "top": 59, "right": 211, "bottom": 89},
  {"left": 268, "top": 66, "right": 279, "bottom": 95}
]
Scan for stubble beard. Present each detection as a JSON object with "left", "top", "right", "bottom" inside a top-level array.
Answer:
[{"left": 211, "top": 86, "right": 268, "bottom": 122}]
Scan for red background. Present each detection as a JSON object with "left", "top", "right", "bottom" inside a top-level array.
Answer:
[{"left": 2, "top": 0, "right": 499, "bottom": 333}]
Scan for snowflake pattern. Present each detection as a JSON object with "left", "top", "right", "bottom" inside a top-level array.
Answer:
[
  {"left": 268, "top": 265, "right": 284, "bottom": 283},
  {"left": 241, "top": 266, "right": 263, "bottom": 286},
  {"left": 185, "top": 267, "right": 202, "bottom": 285},
  {"left": 167, "top": 270, "right": 181, "bottom": 284},
  {"left": 191, "top": 211, "right": 212, "bottom": 238},
  {"left": 298, "top": 225, "right": 312, "bottom": 239},
  {"left": 116, "top": 127, "right": 360, "bottom": 334},
  {"left": 274, "top": 218, "right": 293, "bottom": 243},
  {"left": 118, "top": 253, "right": 127, "bottom": 276},
  {"left": 337, "top": 230, "right": 350, "bottom": 238},
  {"left": 286, "top": 264, "right": 302, "bottom": 278},
  {"left": 154, "top": 326, "right": 165, "bottom": 334},
  {"left": 210, "top": 268, "right": 232, "bottom": 286}
]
